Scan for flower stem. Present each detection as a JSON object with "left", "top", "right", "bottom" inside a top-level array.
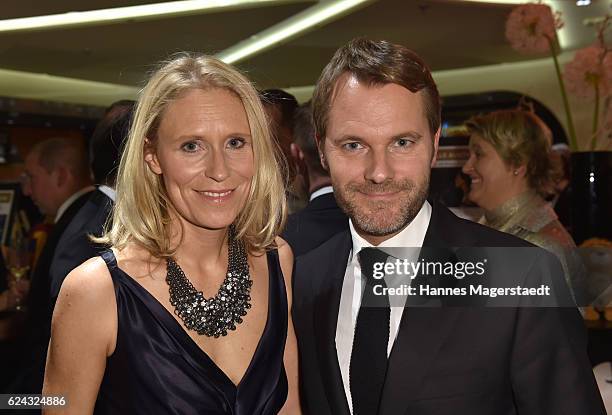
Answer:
[
  {"left": 590, "top": 85, "right": 599, "bottom": 151},
  {"left": 549, "top": 38, "right": 578, "bottom": 151}
]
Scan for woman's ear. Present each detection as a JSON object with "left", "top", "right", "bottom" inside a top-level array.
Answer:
[
  {"left": 512, "top": 164, "right": 527, "bottom": 178},
  {"left": 144, "top": 138, "right": 162, "bottom": 175}
]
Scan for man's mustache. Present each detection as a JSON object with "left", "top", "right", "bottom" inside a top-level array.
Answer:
[{"left": 346, "top": 179, "right": 414, "bottom": 194}]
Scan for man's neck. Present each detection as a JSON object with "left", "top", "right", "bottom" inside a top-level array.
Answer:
[{"left": 307, "top": 174, "right": 332, "bottom": 195}]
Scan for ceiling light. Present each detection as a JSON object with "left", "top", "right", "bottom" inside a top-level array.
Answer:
[
  {"left": 454, "top": 1, "right": 525, "bottom": 4},
  {"left": 576, "top": 0, "right": 591, "bottom": 5},
  {"left": 0, "top": 0, "right": 302, "bottom": 33},
  {"left": 217, "top": 0, "right": 376, "bottom": 64}
]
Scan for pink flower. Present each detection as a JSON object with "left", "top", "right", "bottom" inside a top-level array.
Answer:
[
  {"left": 564, "top": 45, "right": 612, "bottom": 100},
  {"left": 505, "top": 3, "right": 562, "bottom": 55}
]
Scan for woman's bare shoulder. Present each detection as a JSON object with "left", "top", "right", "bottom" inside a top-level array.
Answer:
[{"left": 59, "top": 256, "right": 115, "bottom": 307}]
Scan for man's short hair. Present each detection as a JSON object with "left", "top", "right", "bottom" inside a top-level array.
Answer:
[
  {"left": 90, "top": 100, "right": 135, "bottom": 185},
  {"left": 293, "top": 102, "right": 327, "bottom": 177},
  {"left": 312, "top": 38, "right": 441, "bottom": 140},
  {"left": 260, "top": 88, "right": 298, "bottom": 128},
  {"left": 30, "top": 137, "right": 89, "bottom": 178}
]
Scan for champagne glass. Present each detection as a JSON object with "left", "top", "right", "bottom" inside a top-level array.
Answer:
[{"left": 4, "top": 236, "right": 32, "bottom": 311}]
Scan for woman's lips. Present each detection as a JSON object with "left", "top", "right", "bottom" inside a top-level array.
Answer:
[{"left": 197, "top": 189, "right": 234, "bottom": 203}]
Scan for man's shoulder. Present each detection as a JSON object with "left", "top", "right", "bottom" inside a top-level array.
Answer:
[{"left": 296, "top": 229, "right": 351, "bottom": 264}]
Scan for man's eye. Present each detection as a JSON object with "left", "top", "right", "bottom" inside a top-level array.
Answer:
[
  {"left": 343, "top": 142, "right": 363, "bottom": 151},
  {"left": 227, "top": 137, "right": 246, "bottom": 149},
  {"left": 181, "top": 142, "right": 199, "bottom": 152},
  {"left": 395, "top": 138, "right": 413, "bottom": 147}
]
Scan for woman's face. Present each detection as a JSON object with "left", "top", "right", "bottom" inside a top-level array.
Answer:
[
  {"left": 462, "top": 134, "right": 520, "bottom": 211},
  {"left": 145, "top": 87, "right": 255, "bottom": 231}
]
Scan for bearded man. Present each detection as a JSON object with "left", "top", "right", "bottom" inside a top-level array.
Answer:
[{"left": 291, "top": 38, "right": 605, "bottom": 415}]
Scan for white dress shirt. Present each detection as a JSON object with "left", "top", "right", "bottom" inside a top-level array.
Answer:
[
  {"left": 335, "top": 200, "right": 432, "bottom": 413},
  {"left": 309, "top": 185, "right": 334, "bottom": 202},
  {"left": 98, "top": 185, "right": 117, "bottom": 202}
]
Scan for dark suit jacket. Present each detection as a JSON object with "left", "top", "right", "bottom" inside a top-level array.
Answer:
[
  {"left": 282, "top": 192, "right": 348, "bottom": 257},
  {"left": 6, "top": 190, "right": 93, "bottom": 394},
  {"left": 292, "top": 202, "right": 605, "bottom": 415},
  {"left": 49, "top": 189, "right": 113, "bottom": 302}
]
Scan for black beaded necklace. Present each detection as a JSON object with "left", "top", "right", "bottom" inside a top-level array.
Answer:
[{"left": 166, "top": 226, "right": 252, "bottom": 338}]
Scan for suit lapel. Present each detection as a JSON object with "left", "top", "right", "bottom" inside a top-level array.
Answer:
[
  {"left": 312, "top": 231, "right": 352, "bottom": 415},
  {"left": 379, "top": 202, "right": 464, "bottom": 415}
]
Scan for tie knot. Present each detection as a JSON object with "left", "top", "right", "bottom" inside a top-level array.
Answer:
[{"left": 358, "top": 247, "right": 388, "bottom": 283}]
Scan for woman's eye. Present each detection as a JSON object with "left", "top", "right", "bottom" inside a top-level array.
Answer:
[
  {"left": 227, "top": 137, "right": 246, "bottom": 149},
  {"left": 181, "top": 141, "right": 199, "bottom": 152},
  {"left": 342, "top": 142, "right": 363, "bottom": 151}
]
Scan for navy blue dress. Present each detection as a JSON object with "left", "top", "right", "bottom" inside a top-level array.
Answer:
[{"left": 94, "top": 250, "right": 288, "bottom": 414}]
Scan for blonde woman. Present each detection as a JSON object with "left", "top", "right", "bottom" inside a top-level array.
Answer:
[
  {"left": 42, "top": 55, "right": 300, "bottom": 414},
  {"left": 462, "top": 109, "right": 584, "bottom": 300}
]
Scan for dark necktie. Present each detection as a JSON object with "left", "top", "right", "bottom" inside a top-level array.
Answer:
[{"left": 350, "top": 247, "right": 390, "bottom": 415}]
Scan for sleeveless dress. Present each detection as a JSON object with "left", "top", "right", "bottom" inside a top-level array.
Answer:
[{"left": 94, "top": 250, "right": 288, "bottom": 415}]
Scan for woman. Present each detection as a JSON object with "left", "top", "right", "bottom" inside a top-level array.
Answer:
[
  {"left": 43, "top": 55, "right": 300, "bottom": 414},
  {"left": 462, "top": 109, "right": 584, "bottom": 300}
]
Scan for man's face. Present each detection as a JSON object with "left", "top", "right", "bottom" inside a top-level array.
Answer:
[
  {"left": 321, "top": 75, "right": 439, "bottom": 242},
  {"left": 22, "top": 153, "right": 62, "bottom": 216}
]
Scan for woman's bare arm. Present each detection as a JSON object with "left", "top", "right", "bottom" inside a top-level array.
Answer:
[
  {"left": 42, "top": 257, "right": 117, "bottom": 414},
  {"left": 276, "top": 237, "right": 302, "bottom": 415}
]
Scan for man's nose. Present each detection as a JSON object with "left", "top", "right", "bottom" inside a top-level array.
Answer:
[{"left": 364, "top": 148, "right": 393, "bottom": 184}]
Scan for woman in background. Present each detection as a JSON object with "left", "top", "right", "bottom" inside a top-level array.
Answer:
[
  {"left": 462, "top": 109, "right": 584, "bottom": 300},
  {"left": 42, "top": 54, "right": 300, "bottom": 414}
]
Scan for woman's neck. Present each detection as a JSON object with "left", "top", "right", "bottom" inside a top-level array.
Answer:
[
  {"left": 168, "top": 215, "right": 230, "bottom": 272},
  {"left": 484, "top": 190, "right": 540, "bottom": 229}
]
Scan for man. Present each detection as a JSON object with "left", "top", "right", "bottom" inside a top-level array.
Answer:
[
  {"left": 9, "top": 137, "right": 94, "bottom": 393},
  {"left": 48, "top": 100, "right": 134, "bottom": 302},
  {"left": 261, "top": 88, "right": 308, "bottom": 213},
  {"left": 292, "top": 38, "right": 605, "bottom": 415},
  {"left": 282, "top": 103, "right": 348, "bottom": 257}
]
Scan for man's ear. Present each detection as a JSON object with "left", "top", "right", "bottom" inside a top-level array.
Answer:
[
  {"left": 314, "top": 134, "right": 328, "bottom": 171},
  {"left": 144, "top": 138, "right": 162, "bottom": 175},
  {"left": 430, "top": 127, "right": 441, "bottom": 168},
  {"left": 290, "top": 143, "right": 304, "bottom": 162},
  {"left": 54, "top": 166, "right": 68, "bottom": 187}
]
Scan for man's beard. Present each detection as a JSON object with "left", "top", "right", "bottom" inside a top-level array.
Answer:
[{"left": 333, "top": 176, "right": 429, "bottom": 237}]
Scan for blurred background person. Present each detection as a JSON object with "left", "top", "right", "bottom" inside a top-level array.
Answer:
[
  {"left": 260, "top": 88, "right": 308, "bottom": 213},
  {"left": 48, "top": 100, "right": 135, "bottom": 304},
  {"left": 282, "top": 102, "right": 348, "bottom": 257},
  {"left": 549, "top": 142, "right": 572, "bottom": 231},
  {"left": 43, "top": 55, "right": 300, "bottom": 414},
  {"left": 6, "top": 137, "right": 93, "bottom": 394},
  {"left": 462, "top": 109, "right": 585, "bottom": 300}
]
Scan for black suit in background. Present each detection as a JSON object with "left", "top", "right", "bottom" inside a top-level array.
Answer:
[
  {"left": 282, "top": 192, "right": 348, "bottom": 257},
  {"left": 4, "top": 190, "right": 93, "bottom": 394},
  {"left": 292, "top": 202, "right": 605, "bottom": 415},
  {"left": 49, "top": 189, "right": 113, "bottom": 303}
]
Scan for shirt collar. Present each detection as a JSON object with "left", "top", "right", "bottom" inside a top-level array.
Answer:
[
  {"left": 98, "top": 185, "right": 116, "bottom": 202},
  {"left": 309, "top": 185, "right": 334, "bottom": 202},
  {"left": 349, "top": 200, "right": 432, "bottom": 258},
  {"left": 54, "top": 186, "right": 95, "bottom": 223}
]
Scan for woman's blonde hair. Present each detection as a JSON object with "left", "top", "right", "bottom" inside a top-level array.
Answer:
[
  {"left": 466, "top": 109, "right": 561, "bottom": 197},
  {"left": 98, "top": 53, "right": 287, "bottom": 257}
]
